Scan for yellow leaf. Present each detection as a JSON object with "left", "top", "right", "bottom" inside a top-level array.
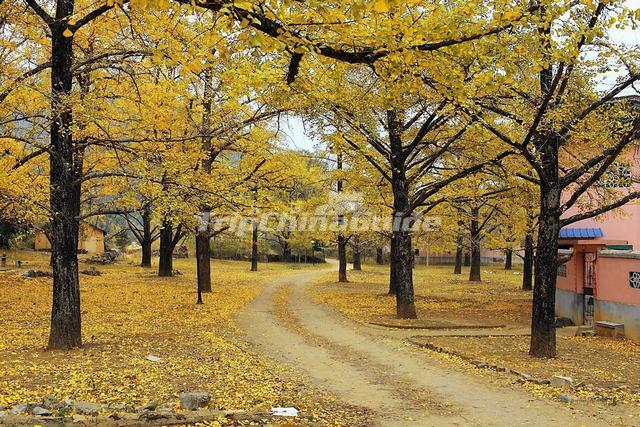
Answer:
[
  {"left": 62, "top": 28, "right": 74, "bottom": 37},
  {"left": 372, "top": 0, "right": 390, "bottom": 13}
]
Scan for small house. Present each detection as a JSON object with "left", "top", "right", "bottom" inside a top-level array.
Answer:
[
  {"left": 35, "top": 221, "right": 106, "bottom": 254},
  {"left": 555, "top": 227, "right": 640, "bottom": 342}
]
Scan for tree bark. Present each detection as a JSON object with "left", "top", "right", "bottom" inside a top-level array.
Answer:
[
  {"left": 47, "top": 22, "right": 82, "bottom": 350},
  {"left": 530, "top": 184, "right": 561, "bottom": 358},
  {"left": 388, "top": 236, "right": 397, "bottom": 295},
  {"left": 522, "top": 230, "right": 534, "bottom": 291},
  {"left": 376, "top": 247, "right": 384, "bottom": 265},
  {"left": 250, "top": 220, "right": 258, "bottom": 271},
  {"left": 352, "top": 236, "right": 362, "bottom": 271},
  {"left": 195, "top": 232, "right": 211, "bottom": 291},
  {"left": 158, "top": 220, "right": 174, "bottom": 277},
  {"left": 468, "top": 207, "right": 481, "bottom": 282},
  {"left": 141, "top": 208, "right": 152, "bottom": 268},
  {"left": 504, "top": 248, "right": 513, "bottom": 270},
  {"left": 353, "top": 250, "right": 362, "bottom": 270},
  {"left": 463, "top": 251, "right": 470, "bottom": 266},
  {"left": 196, "top": 68, "right": 214, "bottom": 291},
  {"left": 453, "top": 231, "right": 463, "bottom": 274},
  {"left": 338, "top": 235, "right": 348, "bottom": 282},
  {"left": 388, "top": 110, "right": 417, "bottom": 319},
  {"left": 282, "top": 242, "right": 291, "bottom": 262}
]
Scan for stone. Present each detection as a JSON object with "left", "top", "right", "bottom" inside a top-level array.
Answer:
[
  {"left": 72, "top": 414, "right": 89, "bottom": 423},
  {"left": 72, "top": 401, "right": 101, "bottom": 415},
  {"left": 80, "top": 267, "right": 101, "bottom": 276},
  {"left": 575, "top": 326, "right": 595, "bottom": 337},
  {"left": 21, "top": 270, "right": 53, "bottom": 278},
  {"left": 531, "top": 378, "right": 550, "bottom": 385},
  {"left": 85, "top": 250, "right": 120, "bottom": 265},
  {"left": 551, "top": 375, "right": 574, "bottom": 388},
  {"left": 31, "top": 406, "right": 52, "bottom": 416},
  {"left": 555, "top": 317, "right": 574, "bottom": 328},
  {"left": 470, "top": 359, "right": 488, "bottom": 368},
  {"left": 10, "top": 403, "right": 29, "bottom": 414},
  {"left": 179, "top": 391, "right": 211, "bottom": 410},
  {"left": 42, "top": 395, "right": 59, "bottom": 408},
  {"left": 107, "top": 403, "right": 133, "bottom": 412},
  {"left": 517, "top": 374, "right": 533, "bottom": 383},
  {"left": 559, "top": 393, "right": 576, "bottom": 403},
  {"left": 145, "top": 354, "right": 161, "bottom": 362},
  {"left": 143, "top": 401, "right": 158, "bottom": 411}
]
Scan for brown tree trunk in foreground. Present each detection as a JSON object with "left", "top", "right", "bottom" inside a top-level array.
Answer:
[
  {"left": 338, "top": 235, "right": 348, "bottom": 282},
  {"left": 530, "top": 183, "right": 561, "bottom": 358},
  {"left": 250, "top": 221, "right": 258, "bottom": 272},
  {"left": 391, "top": 227, "right": 416, "bottom": 318},
  {"left": 388, "top": 236, "right": 397, "bottom": 295},
  {"left": 48, "top": 22, "right": 82, "bottom": 350},
  {"left": 504, "top": 248, "right": 513, "bottom": 270},
  {"left": 388, "top": 110, "right": 417, "bottom": 318},
  {"left": 141, "top": 208, "right": 152, "bottom": 268},
  {"left": 522, "top": 230, "right": 534, "bottom": 291}
]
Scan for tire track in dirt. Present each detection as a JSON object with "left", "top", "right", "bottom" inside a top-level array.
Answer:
[{"left": 238, "top": 266, "right": 611, "bottom": 426}]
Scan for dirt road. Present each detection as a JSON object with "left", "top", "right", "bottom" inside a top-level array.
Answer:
[{"left": 237, "top": 266, "right": 629, "bottom": 426}]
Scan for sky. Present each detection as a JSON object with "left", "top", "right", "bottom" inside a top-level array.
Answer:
[{"left": 282, "top": 4, "right": 640, "bottom": 152}]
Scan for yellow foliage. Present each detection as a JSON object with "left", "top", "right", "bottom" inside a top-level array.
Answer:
[{"left": 0, "top": 252, "right": 367, "bottom": 424}]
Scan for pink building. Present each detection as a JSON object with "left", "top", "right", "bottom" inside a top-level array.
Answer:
[{"left": 556, "top": 102, "right": 640, "bottom": 342}]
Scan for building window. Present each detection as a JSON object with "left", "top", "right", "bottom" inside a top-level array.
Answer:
[
  {"left": 600, "top": 162, "right": 632, "bottom": 188},
  {"left": 629, "top": 271, "right": 640, "bottom": 289},
  {"left": 557, "top": 264, "right": 567, "bottom": 277}
]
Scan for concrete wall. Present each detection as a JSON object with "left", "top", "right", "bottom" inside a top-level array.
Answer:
[
  {"left": 596, "top": 299, "right": 640, "bottom": 342},
  {"left": 556, "top": 288, "right": 584, "bottom": 325},
  {"left": 555, "top": 249, "right": 640, "bottom": 342},
  {"left": 596, "top": 252, "right": 640, "bottom": 306}
]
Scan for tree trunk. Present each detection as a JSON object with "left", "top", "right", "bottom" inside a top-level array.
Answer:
[
  {"left": 388, "top": 110, "right": 416, "bottom": 319},
  {"left": 353, "top": 249, "right": 361, "bottom": 270},
  {"left": 391, "top": 228, "right": 416, "bottom": 318},
  {"left": 468, "top": 207, "right": 481, "bottom": 282},
  {"left": 463, "top": 251, "right": 470, "bottom": 266},
  {"left": 388, "top": 236, "right": 397, "bottom": 295},
  {"left": 338, "top": 235, "right": 348, "bottom": 282},
  {"left": 504, "top": 248, "right": 513, "bottom": 270},
  {"left": 522, "top": 230, "right": 534, "bottom": 291},
  {"left": 352, "top": 236, "right": 362, "bottom": 271},
  {"left": 196, "top": 233, "right": 211, "bottom": 292},
  {"left": 453, "top": 232, "right": 463, "bottom": 274},
  {"left": 47, "top": 23, "right": 82, "bottom": 350},
  {"left": 376, "top": 247, "right": 384, "bottom": 265},
  {"left": 530, "top": 185, "right": 561, "bottom": 358},
  {"left": 282, "top": 242, "right": 291, "bottom": 262},
  {"left": 141, "top": 208, "right": 152, "bottom": 268},
  {"left": 250, "top": 220, "right": 258, "bottom": 271},
  {"left": 158, "top": 220, "right": 174, "bottom": 277}
]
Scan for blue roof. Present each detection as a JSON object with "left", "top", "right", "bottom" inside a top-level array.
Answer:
[{"left": 559, "top": 228, "right": 604, "bottom": 239}]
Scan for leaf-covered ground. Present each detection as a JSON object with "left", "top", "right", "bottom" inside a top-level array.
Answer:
[
  {"left": 312, "top": 264, "right": 532, "bottom": 327},
  {"left": 311, "top": 264, "right": 640, "bottom": 406},
  {"left": 0, "top": 251, "right": 368, "bottom": 425}
]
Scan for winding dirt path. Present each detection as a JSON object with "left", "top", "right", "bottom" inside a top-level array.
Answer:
[{"left": 237, "top": 266, "right": 628, "bottom": 426}]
